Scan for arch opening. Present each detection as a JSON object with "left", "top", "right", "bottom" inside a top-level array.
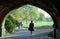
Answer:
[{"left": 2, "top": 4, "right": 54, "bottom": 39}]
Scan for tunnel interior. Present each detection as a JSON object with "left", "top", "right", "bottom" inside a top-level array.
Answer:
[{"left": 0, "top": 0, "right": 59, "bottom": 39}]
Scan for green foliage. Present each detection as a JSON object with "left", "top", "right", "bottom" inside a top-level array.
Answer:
[
  {"left": 21, "top": 5, "right": 40, "bottom": 20},
  {"left": 46, "top": 17, "right": 53, "bottom": 22},
  {"left": 5, "top": 15, "right": 19, "bottom": 33},
  {"left": 9, "top": 5, "right": 40, "bottom": 21},
  {"left": 38, "top": 13, "right": 46, "bottom": 21}
]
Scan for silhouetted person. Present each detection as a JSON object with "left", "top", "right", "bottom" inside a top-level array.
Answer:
[
  {"left": 28, "top": 20, "right": 34, "bottom": 35},
  {"left": 19, "top": 22, "right": 23, "bottom": 29}
]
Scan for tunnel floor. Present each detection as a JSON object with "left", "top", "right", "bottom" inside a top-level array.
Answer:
[{"left": 1, "top": 26, "right": 54, "bottom": 39}]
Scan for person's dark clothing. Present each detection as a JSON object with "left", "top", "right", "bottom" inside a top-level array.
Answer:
[{"left": 28, "top": 22, "right": 34, "bottom": 31}]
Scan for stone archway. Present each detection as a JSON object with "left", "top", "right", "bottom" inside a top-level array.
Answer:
[{"left": 0, "top": 0, "right": 59, "bottom": 38}]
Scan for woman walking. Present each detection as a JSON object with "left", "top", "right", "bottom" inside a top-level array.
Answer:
[{"left": 28, "top": 20, "right": 34, "bottom": 35}]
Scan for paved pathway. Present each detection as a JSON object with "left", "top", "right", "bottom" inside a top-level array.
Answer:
[{"left": 0, "top": 26, "right": 54, "bottom": 39}]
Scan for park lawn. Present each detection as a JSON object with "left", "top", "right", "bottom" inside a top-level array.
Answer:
[{"left": 23, "top": 21, "right": 53, "bottom": 28}]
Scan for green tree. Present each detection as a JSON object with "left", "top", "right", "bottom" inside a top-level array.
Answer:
[
  {"left": 38, "top": 13, "right": 46, "bottom": 21},
  {"left": 9, "top": 5, "right": 40, "bottom": 24},
  {"left": 5, "top": 15, "right": 19, "bottom": 33},
  {"left": 19, "top": 5, "right": 40, "bottom": 23}
]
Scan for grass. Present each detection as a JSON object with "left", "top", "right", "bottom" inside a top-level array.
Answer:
[{"left": 23, "top": 21, "right": 53, "bottom": 28}]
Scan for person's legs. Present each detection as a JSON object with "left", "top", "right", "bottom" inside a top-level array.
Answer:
[{"left": 31, "top": 31, "right": 32, "bottom": 35}]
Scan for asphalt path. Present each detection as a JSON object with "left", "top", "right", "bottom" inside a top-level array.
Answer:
[{"left": 0, "top": 26, "right": 54, "bottom": 39}]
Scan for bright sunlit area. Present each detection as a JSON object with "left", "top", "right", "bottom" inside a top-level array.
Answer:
[{"left": 2, "top": 4, "right": 54, "bottom": 39}]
